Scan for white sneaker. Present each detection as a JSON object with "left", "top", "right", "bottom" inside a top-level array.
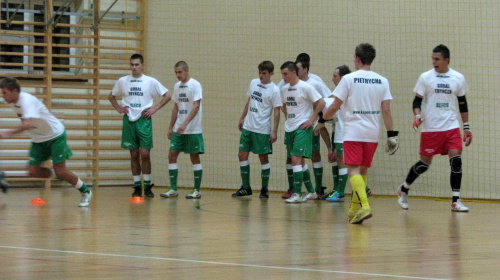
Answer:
[
  {"left": 186, "top": 190, "right": 201, "bottom": 199},
  {"left": 397, "top": 185, "right": 409, "bottom": 210},
  {"left": 285, "top": 193, "right": 302, "bottom": 203},
  {"left": 451, "top": 199, "right": 469, "bottom": 212},
  {"left": 160, "top": 189, "right": 179, "bottom": 198},
  {"left": 301, "top": 192, "right": 318, "bottom": 202},
  {"left": 78, "top": 190, "right": 93, "bottom": 207}
]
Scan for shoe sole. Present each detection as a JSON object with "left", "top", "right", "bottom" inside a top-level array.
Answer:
[
  {"left": 160, "top": 194, "right": 178, "bottom": 198},
  {"left": 452, "top": 209, "right": 469, "bottom": 212},
  {"left": 186, "top": 196, "right": 201, "bottom": 199}
]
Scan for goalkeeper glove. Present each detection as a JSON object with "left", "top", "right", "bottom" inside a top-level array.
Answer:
[
  {"left": 385, "top": 131, "right": 399, "bottom": 155},
  {"left": 463, "top": 122, "right": 472, "bottom": 147},
  {"left": 412, "top": 115, "right": 425, "bottom": 132}
]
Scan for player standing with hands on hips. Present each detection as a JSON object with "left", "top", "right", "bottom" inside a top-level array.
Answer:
[
  {"left": 323, "top": 43, "right": 399, "bottom": 224},
  {"left": 397, "top": 44, "right": 472, "bottom": 212},
  {"left": 109, "top": 54, "right": 172, "bottom": 198}
]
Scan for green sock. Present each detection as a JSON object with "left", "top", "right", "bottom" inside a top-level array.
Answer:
[
  {"left": 240, "top": 164, "right": 250, "bottom": 189},
  {"left": 261, "top": 167, "right": 270, "bottom": 190},
  {"left": 78, "top": 184, "right": 90, "bottom": 193},
  {"left": 293, "top": 170, "right": 304, "bottom": 194},
  {"left": 134, "top": 181, "right": 142, "bottom": 188},
  {"left": 313, "top": 166, "right": 323, "bottom": 192},
  {"left": 337, "top": 168, "right": 348, "bottom": 196},
  {"left": 303, "top": 168, "right": 315, "bottom": 193},
  {"left": 169, "top": 169, "right": 178, "bottom": 191},
  {"left": 332, "top": 164, "right": 339, "bottom": 191},
  {"left": 287, "top": 166, "right": 294, "bottom": 190},
  {"left": 194, "top": 169, "right": 203, "bottom": 191},
  {"left": 144, "top": 180, "right": 151, "bottom": 188}
]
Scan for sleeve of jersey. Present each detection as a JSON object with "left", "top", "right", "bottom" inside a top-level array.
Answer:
[
  {"left": 193, "top": 82, "right": 203, "bottom": 101},
  {"left": 111, "top": 79, "right": 123, "bottom": 96},
  {"left": 412, "top": 74, "right": 427, "bottom": 97},
  {"left": 154, "top": 79, "right": 168, "bottom": 96},
  {"left": 320, "top": 83, "right": 332, "bottom": 98},
  {"left": 246, "top": 80, "right": 254, "bottom": 97},
  {"left": 272, "top": 88, "right": 282, "bottom": 107},
  {"left": 309, "top": 87, "right": 322, "bottom": 102},
  {"left": 456, "top": 77, "right": 469, "bottom": 97},
  {"left": 382, "top": 79, "right": 393, "bottom": 101},
  {"left": 332, "top": 78, "right": 348, "bottom": 102}
]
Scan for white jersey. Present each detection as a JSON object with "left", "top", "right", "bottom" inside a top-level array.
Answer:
[
  {"left": 11, "top": 92, "right": 65, "bottom": 143},
  {"left": 172, "top": 78, "right": 203, "bottom": 134},
  {"left": 243, "top": 79, "right": 282, "bottom": 134},
  {"left": 278, "top": 72, "right": 327, "bottom": 90},
  {"left": 333, "top": 70, "right": 392, "bottom": 143},
  {"left": 321, "top": 97, "right": 344, "bottom": 143},
  {"left": 414, "top": 68, "right": 468, "bottom": 132},
  {"left": 111, "top": 74, "right": 168, "bottom": 121},
  {"left": 281, "top": 80, "right": 322, "bottom": 132},
  {"left": 306, "top": 78, "right": 332, "bottom": 98}
]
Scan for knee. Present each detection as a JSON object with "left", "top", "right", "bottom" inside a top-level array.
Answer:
[
  {"left": 449, "top": 155, "right": 462, "bottom": 173},
  {"left": 312, "top": 151, "right": 321, "bottom": 162},
  {"left": 413, "top": 160, "right": 430, "bottom": 175},
  {"left": 140, "top": 150, "right": 151, "bottom": 161}
]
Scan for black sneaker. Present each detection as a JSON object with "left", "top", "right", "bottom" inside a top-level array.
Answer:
[
  {"left": 231, "top": 186, "right": 252, "bottom": 197},
  {"left": 132, "top": 186, "right": 142, "bottom": 197},
  {"left": 144, "top": 184, "right": 154, "bottom": 197},
  {"left": 259, "top": 188, "right": 269, "bottom": 198},
  {"left": 0, "top": 171, "right": 9, "bottom": 193}
]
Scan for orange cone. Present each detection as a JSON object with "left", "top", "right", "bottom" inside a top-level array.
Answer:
[
  {"left": 30, "top": 198, "right": 46, "bottom": 206},
  {"left": 130, "top": 196, "right": 144, "bottom": 203}
]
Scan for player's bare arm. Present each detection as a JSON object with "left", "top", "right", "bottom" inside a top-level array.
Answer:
[
  {"left": 323, "top": 98, "right": 343, "bottom": 120},
  {"left": 168, "top": 104, "right": 179, "bottom": 140},
  {"left": 381, "top": 99, "right": 394, "bottom": 132},
  {"left": 0, "top": 118, "right": 34, "bottom": 139},
  {"left": 239, "top": 98, "right": 250, "bottom": 131},
  {"left": 142, "top": 90, "right": 172, "bottom": 118},
  {"left": 108, "top": 92, "right": 129, "bottom": 114},
  {"left": 270, "top": 106, "right": 281, "bottom": 143},
  {"left": 301, "top": 98, "right": 325, "bottom": 130}
]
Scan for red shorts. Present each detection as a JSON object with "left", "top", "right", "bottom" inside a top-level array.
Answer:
[
  {"left": 343, "top": 141, "right": 378, "bottom": 168},
  {"left": 420, "top": 128, "right": 462, "bottom": 156}
]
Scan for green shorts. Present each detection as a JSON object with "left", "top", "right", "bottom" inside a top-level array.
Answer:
[
  {"left": 312, "top": 134, "right": 320, "bottom": 152},
  {"left": 29, "top": 131, "right": 73, "bottom": 165},
  {"left": 239, "top": 129, "right": 272, "bottom": 155},
  {"left": 284, "top": 127, "right": 313, "bottom": 158},
  {"left": 331, "top": 132, "right": 344, "bottom": 155},
  {"left": 121, "top": 115, "right": 153, "bottom": 150},
  {"left": 170, "top": 132, "right": 205, "bottom": 154}
]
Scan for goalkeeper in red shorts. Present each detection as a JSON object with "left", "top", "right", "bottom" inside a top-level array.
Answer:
[{"left": 397, "top": 44, "right": 472, "bottom": 212}]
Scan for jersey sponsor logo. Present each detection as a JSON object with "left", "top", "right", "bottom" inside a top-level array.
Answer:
[
  {"left": 179, "top": 85, "right": 188, "bottom": 88},
  {"left": 436, "top": 102, "right": 449, "bottom": 108},
  {"left": 178, "top": 93, "right": 189, "bottom": 102},
  {"left": 249, "top": 107, "right": 258, "bottom": 113},
  {"left": 257, "top": 84, "right": 267, "bottom": 89},
  {"left": 251, "top": 91, "right": 263, "bottom": 102},
  {"left": 287, "top": 88, "right": 297, "bottom": 91},
  {"left": 286, "top": 96, "right": 297, "bottom": 106},
  {"left": 123, "top": 142, "right": 132, "bottom": 147},
  {"left": 353, "top": 78, "right": 382, "bottom": 84},
  {"left": 425, "top": 148, "right": 435, "bottom": 153},
  {"left": 352, "top": 110, "right": 380, "bottom": 115},
  {"left": 434, "top": 83, "right": 452, "bottom": 94},
  {"left": 179, "top": 110, "right": 188, "bottom": 114},
  {"left": 287, "top": 113, "right": 296, "bottom": 118},
  {"left": 130, "top": 103, "right": 141, "bottom": 108},
  {"left": 130, "top": 79, "right": 143, "bottom": 83},
  {"left": 128, "top": 86, "right": 143, "bottom": 96}
]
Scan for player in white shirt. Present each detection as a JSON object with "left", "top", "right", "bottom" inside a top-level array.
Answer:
[
  {"left": 397, "top": 44, "right": 472, "bottom": 212},
  {"left": 280, "top": 61, "right": 326, "bottom": 203},
  {"left": 109, "top": 54, "right": 172, "bottom": 198},
  {"left": 160, "top": 61, "right": 204, "bottom": 199},
  {"left": 0, "top": 77, "right": 93, "bottom": 207},
  {"left": 324, "top": 43, "right": 398, "bottom": 224},
  {"left": 231, "top": 61, "right": 281, "bottom": 198},
  {"left": 296, "top": 59, "right": 332, "bottom": 197}
]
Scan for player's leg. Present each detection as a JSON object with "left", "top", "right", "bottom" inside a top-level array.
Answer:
[
  {"left": 233, "top": 129, "right": 252, "bottom": 196},
  {"left": 258, "top": 153, "right": 270, "bottom": 198},
  {"left": 136, "top": 117, "right": 154, "bottom": 197},
  {"left": 186, "top": 134, "right": 204, "bottom": 199},
  {"left": 311, "top": 134, "right": 324, "bottom": 195},
  {"left": 445, "top": 128, "right": 468, "bottom": 211},
  {"left": 129, "top": 149, "right": 143, "bottom": 197},
  {"left": 161, "top": 132, "right": 183, "bottom": 198},
  {"left": 327, "top": 143, "right": 347, "bottom": 202},
  {"left": 0, "top": 170, "right": 8, "bottom": 193},
  {"left": 283, "top": 132, "right": 294, "bottom": 198},
  {"left": 121, "top": 116, "right": 143, "bottom": 197},
  {"left": 50, "top": 133, "right": 92, "bottom": 207}
]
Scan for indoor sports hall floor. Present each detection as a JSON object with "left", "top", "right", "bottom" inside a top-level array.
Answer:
[{"left": 0, "top": 186, "right": 498, "bottom": 279}]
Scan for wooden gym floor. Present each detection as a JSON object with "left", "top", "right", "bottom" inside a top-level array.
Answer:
[{"left": 0, "top": 186, "right": 498, "bottom": 280}]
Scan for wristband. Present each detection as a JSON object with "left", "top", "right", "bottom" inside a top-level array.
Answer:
[
  {"left": 463, "top": 123, "right": 470, "bottom": 131},
  {"left": 387, "top": 130, "right": 399, "bottom": 137}
]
